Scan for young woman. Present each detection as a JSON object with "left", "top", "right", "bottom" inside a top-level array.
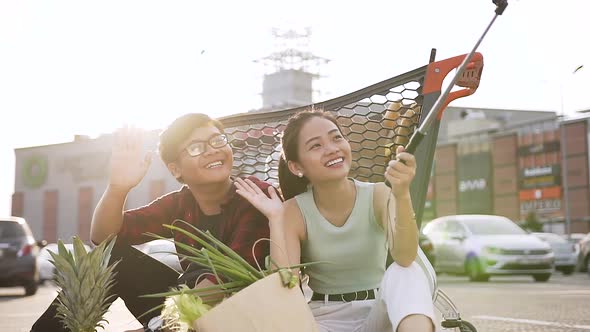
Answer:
[{"left": 235, "top": 110, "right": 435, "bottom": 332}]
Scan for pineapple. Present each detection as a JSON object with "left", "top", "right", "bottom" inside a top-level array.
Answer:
[{"left": 49, "top": 236, "right": 119, "bottom": 332}]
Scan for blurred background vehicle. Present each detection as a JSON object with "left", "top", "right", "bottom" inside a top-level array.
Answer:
[
  {"left": 565, "top": 233, "right": 587, "bottom": 246},
  {"left": 38, "top": 243, "right": 92, "bottom": 282},
  {"left": 385, "top": 232, "right": 436, "bottom": 269},
  {"left": 0, "top": 217, "right": 45, "bottom": 295},
  {"left": 565, "top": 233, "right": 586, "bottom": 264},
  {"left": 575, "top": 232, "right": 590, "bottom": 273},
  {"left": 423, "top": 214, "right": 554, "bottom": 282},
  {"left": 533, "top": 232, "right": 577, "bottom": 275},
  {"left": 40, "top": 239, "right": 183, "bottom": 282},
  {"left": 419, "top": 232, "right": 436, "bottom": 267},
  {"left": 136, "top": 239, "right": 182, "bottom": 272}
]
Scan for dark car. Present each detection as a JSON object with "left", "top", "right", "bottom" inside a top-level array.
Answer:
[{"left": 0, "top": 217, "right": 43, "bottom": 295}]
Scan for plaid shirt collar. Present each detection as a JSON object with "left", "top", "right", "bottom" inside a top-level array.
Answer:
[{"left": 180, "top": 177, "right": 240, "bottom": 216}]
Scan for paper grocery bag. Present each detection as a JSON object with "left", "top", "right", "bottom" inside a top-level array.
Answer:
[{"left": 194, "top": 272, "right": 319, "bottom": 332}]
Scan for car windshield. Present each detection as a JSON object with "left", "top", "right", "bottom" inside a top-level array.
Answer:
[
  {"left": 462, "top": 217, "right": 527, "bottom": 235},
  {"left": 0, "top": 221, "right": 26, "bottom": 239}
]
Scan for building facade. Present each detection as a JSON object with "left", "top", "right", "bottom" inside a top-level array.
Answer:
[
  {"left": 11, "top": 131, "right": 178, "bottom": 244},
  {"left": 13, "top": 107, "right": 588, "bottom": 243},
  {"left": 430, "top": 114, "right": 590, "bottom": 233}
]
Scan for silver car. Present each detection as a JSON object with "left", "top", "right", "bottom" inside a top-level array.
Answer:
[
  {"left": 533, "top": 232, "right": 577, "bottom": 275},
  {"left": 423, "top": 215, "right": 554, "bottom": 282}
]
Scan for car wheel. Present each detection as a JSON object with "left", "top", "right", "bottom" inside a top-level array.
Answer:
[
  {"left": 561, "top": 266, "right": 575, "bottom": 275},
  {"left": 466, "top": 257, "right": 489, "bottom": 282},
  {"left": 24, "top": 282, "right": 39, "bottom": 296},
  {"left": 533, "top": 273, "right": 551, "bottom": 282}
]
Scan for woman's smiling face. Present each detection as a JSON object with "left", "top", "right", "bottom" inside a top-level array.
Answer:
[{"left": 293, "top": 116, "right": 352, "bottom": 183}]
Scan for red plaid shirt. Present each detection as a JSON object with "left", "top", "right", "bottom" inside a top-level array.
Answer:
[{"left": 118, "top": 176, "right": 271, "bottom": 275}]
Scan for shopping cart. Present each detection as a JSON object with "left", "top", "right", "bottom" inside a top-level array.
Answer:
[{"left": 218, "top": 47, "right": 485, "bottom": 331}]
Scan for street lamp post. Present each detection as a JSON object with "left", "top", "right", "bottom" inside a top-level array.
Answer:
[
  {"left": 560, "top": 65, "right": 584, "bottom": 240},
  {"left": 559, "top": 100, "right": 571, "bottom": 240}
]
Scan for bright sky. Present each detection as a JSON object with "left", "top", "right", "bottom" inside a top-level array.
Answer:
[{"left": 1, "top": 0, "right": 589, "bottom": 216}]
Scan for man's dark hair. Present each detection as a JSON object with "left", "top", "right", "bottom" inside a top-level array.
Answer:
[{"left": 158, "top": 113, "right": 225, "bottom": 165}]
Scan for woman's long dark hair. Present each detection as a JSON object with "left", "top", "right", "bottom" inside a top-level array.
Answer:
[{"left": 278, "top": 109, "right": 344, "bottom": 200}]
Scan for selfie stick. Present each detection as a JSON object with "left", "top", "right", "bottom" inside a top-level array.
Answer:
[{"left": 403, "top": 0, "right": 508, "bottom": 155}]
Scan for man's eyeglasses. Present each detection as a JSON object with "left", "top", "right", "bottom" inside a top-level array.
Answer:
[{"left": 182, "top": 134, "right": 229, "bottom": 157}]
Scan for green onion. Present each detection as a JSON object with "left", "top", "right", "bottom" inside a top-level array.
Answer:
[{"left": 142, "top": 220, "right": 327, "bottom": 330}]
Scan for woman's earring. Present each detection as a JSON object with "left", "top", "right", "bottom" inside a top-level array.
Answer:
[{"left": 297, "top": 172, "right": 303, "bottom": 178}]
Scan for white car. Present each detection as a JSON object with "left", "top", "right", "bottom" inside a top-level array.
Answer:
[
  {"left": 40, "top": 240, "right": 182, "bottom": 282},
  {"left": 137, "top": 239, "right": 182, "bottom": 272},
  {"left": 37, "top": 243, "right": 92, "bottom": 282},
  {"left": 533, "top": 232, "right": 577, "bottom": 275},
  {"left": 423, "top": 215, "right": 554, "bottom": 282}
]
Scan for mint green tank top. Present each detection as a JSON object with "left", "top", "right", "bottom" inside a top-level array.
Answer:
[{"left": 296, "top": 179, "right": 388, "bottom": 294}]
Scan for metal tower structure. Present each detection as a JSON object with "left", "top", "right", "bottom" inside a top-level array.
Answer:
[{"left": 254, "top": 27, "right": 329, "bottom": 110}]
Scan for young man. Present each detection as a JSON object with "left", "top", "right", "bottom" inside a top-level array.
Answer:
[{"left": 31, "top": 113, "right": 272, "bottom": 332}]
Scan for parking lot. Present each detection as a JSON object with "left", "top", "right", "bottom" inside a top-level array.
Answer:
[{"left": 1, "top": 272, "right": 589, "bottom": 332}]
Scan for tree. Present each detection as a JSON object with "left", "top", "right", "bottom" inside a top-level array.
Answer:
[{"left": 522, "top": 211, "right": 543, "bottom": 232}]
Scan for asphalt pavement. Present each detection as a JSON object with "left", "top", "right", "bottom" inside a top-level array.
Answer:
[{"left": 1, "top": 272, "right": 589, "bottom": 332}]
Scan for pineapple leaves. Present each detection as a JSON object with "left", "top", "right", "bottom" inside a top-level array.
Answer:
[{"left": 50, "top": 236, "right": 119, "bottom": 332}]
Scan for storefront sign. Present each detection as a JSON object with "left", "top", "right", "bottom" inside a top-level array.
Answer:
[
  {"left": 518, "top": 141, "right": 560, "bottom": 156},
  {"left": 519, "top": 165, "right": 561, "bottom": 189},
  {"left": 22, "top": 155, "right": 48, "bottom": 189},
  {"left": 457, "top": 152, "right": 493, "bottom": 214},
  {"left": 459, "top": 178, "right": 487, "bottom": 192},
  {"left": 58, "top": 152, "right": 110, "bottom": 183},
  {"left": 520, "top": 199, "right": 561, "bottom": 213}
]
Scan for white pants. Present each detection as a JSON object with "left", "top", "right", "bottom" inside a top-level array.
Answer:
[{"left": 309, "top": 262, "right": 436, "bottom": 332}]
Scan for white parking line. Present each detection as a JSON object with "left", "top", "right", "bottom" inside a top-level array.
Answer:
[
  {"left": 473, "top": 315, "right": 590, "bottom": 330},
  {"left": 532, "top": 290, "right": 590, "bottom": 295}
]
